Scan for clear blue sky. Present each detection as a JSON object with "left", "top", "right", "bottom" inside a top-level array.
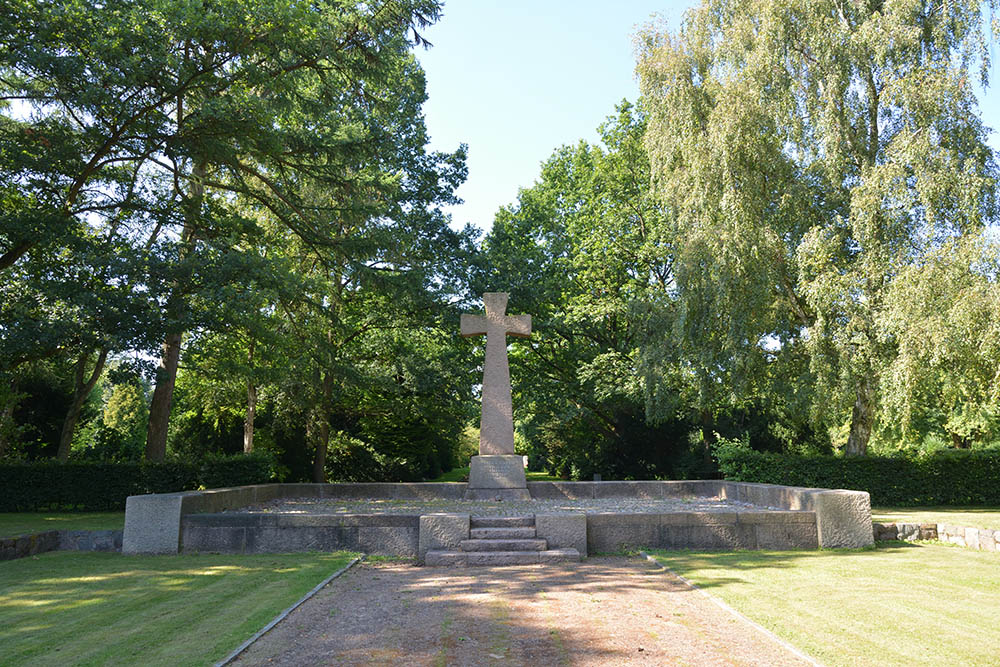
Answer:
[{"left": 416, "top": 1, "right": 1000, "bottom": 234}]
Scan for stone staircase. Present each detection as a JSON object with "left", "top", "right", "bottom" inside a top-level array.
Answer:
[{"left": 425, "top": 516, "right": 581, "bottom": 566}]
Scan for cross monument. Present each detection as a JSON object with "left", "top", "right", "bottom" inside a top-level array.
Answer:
[{"left": 460, "top": 292, "right": 532, "bottom": 500}]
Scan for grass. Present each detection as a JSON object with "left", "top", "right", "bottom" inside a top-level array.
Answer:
[
  {"left": 430, "top": 466, "right": 470, "bottom": 482},
  {"left": 650, "top": 542, "right": 1000, "bottom": 666},
  {"left": 871, "top": 507, "right": 1000, "bottom": 530},
  {"left": 428, "top": 466, "right": 564, "bottom": 482},
  {"left": 1, "top": 550, "right": 357, "bottom": 666},
  {"left": 0, "top": 512, "right": 126, "bottom": 538}
]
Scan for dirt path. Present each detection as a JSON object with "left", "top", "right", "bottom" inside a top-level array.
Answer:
[{"left": 233, "top": 557, "right": 812, "bottom": 666}]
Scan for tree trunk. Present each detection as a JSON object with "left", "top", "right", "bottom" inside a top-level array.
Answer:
[
  {"left": 311, "top": 372, "right": 334, "bottom": 483},
  {"left": 144, "top": 332, "right": 183, "bottom": 461},
  {"left": 0, "top": 386, "right": 15, "bottom": 459},
  {"left": 56, "top": 348, "right": 109, "bottom": 460},
  {"left": 244, "top": 380, "right": 257, "bottom": 454},
  {"left": 845, "top": 381, "right": 874, "bottom": 456},
  {"left": 144, "top": 144, "right": 204, "bottom": 461},
  {"left": 243, "top": 338, "right": 256, "bottom": 454}
]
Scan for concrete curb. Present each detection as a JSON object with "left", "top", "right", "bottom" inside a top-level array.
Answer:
[
  {"left": 639, "top": 551, "right": 823, "bottom": 667},
  {"left": 214, "top": 556, "right": 362, "bottom": 667}
]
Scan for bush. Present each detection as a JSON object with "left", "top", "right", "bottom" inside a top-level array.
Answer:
[
  {"left": 0, "top": 453, "right": 275, "bottom": 511},
  {"left": 713, "top": 436, "right": 1000, "bottom": 506}
]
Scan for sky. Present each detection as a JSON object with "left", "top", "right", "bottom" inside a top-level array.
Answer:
[{"left": 416, "top": 1, "right": 1000, "bottom": 234}]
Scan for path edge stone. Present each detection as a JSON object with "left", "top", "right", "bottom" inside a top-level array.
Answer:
[
  {"left": 214, "top": 555, "right": 362, "bottom": 667},
  {"left": 639, "top": 551, "right": 822, "bottom": 667}
]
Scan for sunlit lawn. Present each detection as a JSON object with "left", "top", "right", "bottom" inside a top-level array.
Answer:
[
  {"left": 651, "top": 542, "right": 1000, "bottom": 666},
  {"left": 1, "top": 551, "right": 357, "bottom": 666},
  {"left": 871, "top": 506, "right": 1000, "bottom": 530},
  {"left": 0, "top": 512, "right": 126, "bottom": 538}
]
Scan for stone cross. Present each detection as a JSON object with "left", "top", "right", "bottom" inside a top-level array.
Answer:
[{"left": 460, "top": 292, "right": 531, "bottom": 455}]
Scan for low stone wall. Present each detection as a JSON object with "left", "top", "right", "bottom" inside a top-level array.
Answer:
[
  {"left": 874, "top": 522, "right": 1000, "bottom": 552},
  {"left": 1, "top": 529, "right": 123, "bottom": 561},
  {"left": 124, "top": 480, "right": 872, "bottom": 555},
  {"left": 183, "top": 513, "right": 419, "bottom": 556},
  {"left": 529, "top": 480, "right": 872, "bottom": 549},
  {"left": 587, "top": 510, "right": 818, "bottom": 553}
]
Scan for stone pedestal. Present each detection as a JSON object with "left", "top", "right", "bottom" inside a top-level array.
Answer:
[{"left": 465, "top": 455, "right": 530, "bottom": 501}]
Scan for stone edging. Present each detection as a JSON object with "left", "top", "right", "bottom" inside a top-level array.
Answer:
[
  {"left": 0, "top": 529, "right": 123, "bottom": 561},
  {"left": 214, "top": 556, "right": 362, "bottom": 667},
  {"left": 873, "top": 522, "right": 1000, "bottom": 552},
  {"left": 639, "top": 551, "right": 822, "bottom": 667}
]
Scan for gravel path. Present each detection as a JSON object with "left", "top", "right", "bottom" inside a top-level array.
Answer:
[
  {"left": 234, "top": 496, "right": 757, "bottom": 516},
  {"left": 233, "top": 557, "right": 812, "bottom": 666}
]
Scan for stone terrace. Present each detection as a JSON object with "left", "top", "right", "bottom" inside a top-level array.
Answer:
[{"left": 231, "top": 495, "right": 756, "bottom": 516}]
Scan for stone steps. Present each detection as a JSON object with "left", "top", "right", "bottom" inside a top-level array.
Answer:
[
  {"left": 460, "top": 538, "right": 547, "bottom": 552},
  {"left": 470, "top": 526, "right": 536, "bottom": 539},
  {"left": 424, "top": 515, "right": 581, "bottom": 567},
  {"left": 470, "top": 516, "right": 534, "bottom": 528},
  {"left": 425, "top": 548, "right": 581, "bottom": 567}
]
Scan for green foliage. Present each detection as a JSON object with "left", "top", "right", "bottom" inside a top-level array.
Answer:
[
  {"left": 714, "top": 436, "right": 1000, "bottom": 505},
  {"left": 0, "top": 454, "right": 274, "bottom": 511},
  {"left": 637, "top": 0, "right": 1000, "bottom": 455}
]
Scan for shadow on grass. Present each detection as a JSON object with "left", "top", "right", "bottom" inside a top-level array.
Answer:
[
  {"left": 646, "top": 540, "right": 925, "bottom": 590},
  {"left": 0, "top": 551, "right": 356, "bottom": 666}
]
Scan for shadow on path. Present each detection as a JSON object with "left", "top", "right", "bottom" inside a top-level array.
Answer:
[{"left": 234, "top": 556, "right": 812, "bottom": 666}]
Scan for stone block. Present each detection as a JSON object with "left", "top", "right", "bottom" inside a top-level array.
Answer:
[
  {"left": 467, "top": 455, "right": 527, "bottom": 489},
  {"left": 587, "top": 513, "right": 658, "bottom": 553},
  {"left": 527, "top": 482, "right": 593, "bottom": 499},
  {"left": 418, "top": 514, "right": 469, "bottom": 564},
  {"left": 463, "top": 487, "right": 531, "bottom": 501},
  {"left": 535, "top": 513, "right": 587, "bottom": 557},
  {"left": 183, "top": 513, "right": 262, "bottom": 528},
  {"left": 389, "top": 483, "right": 466, "bottom": 500},
  {"left": 873, "top": 523, "right": 898, "bottom": 541},
  {"left": 660, "top": 481, "right": 725, "bottom": 498},
  {"left": 978, "top": 530, "right": 995, "bottom": 552},
  {"left": 593, "top": 481, "right": 661, "bottom": 499},
  {"left": 182, "top": 526, "right": 247, "bottom": 553},
  {"left": 660, "top": 524, "right": 755, "bottom": 550},
  {"left": 124, "top": 492, "right": 190, "bottom": 554},
  {"left": 919, "top": 524, "right": 938, "bottom": 540},
  {"left": 663, "top": 511, "right": 738, "bottom": 526},
  {"left": 897, "top": 523, "right": 921, "bottom": 541},
  {"left": 737, "top": 510, "right": 814, "bottom": 525},
  {"left": 965, "top": 527, "right": 980, "bottom": 549},
  {"left": 359, "top": 526, "right": 418, "bottom": 557},
  {"left": 810, "top": 489, "right": 873, "bottom": 548},
  {"left": 754, "top": 522, "right": 818, "bottom": 550},
  {"left": 245, "top": 526, "right": 359, "bottom": 553}
]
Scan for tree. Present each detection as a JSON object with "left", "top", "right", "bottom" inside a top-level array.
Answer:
[
  {"left": 477, "top": 102, "right": 702, "bottom": 479},
  {"left": 637, "top": 0, "right": 998, "bottom": 455},
  {"left": 1, "top": 0, "right": 460, "bottom": 460}
]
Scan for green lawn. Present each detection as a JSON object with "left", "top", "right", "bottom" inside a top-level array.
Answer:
[
  {"left": 871, "top": 507, "right": 1000, "bottom": 530},
  {"left": 0, "top": 512, "right": 126, "bottom": 538},
  {"left": 651, "top": 543, "right": 1000, "bottom": 666},
  {"left": 1, "top": 551, "right": 357, "bottom": 666}
]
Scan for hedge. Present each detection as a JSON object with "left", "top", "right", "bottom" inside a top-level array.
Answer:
[
  {"left": 0, "top": 454, "right": 274, "bottom": 511},
  {"left": 714, "top": 444, "right": 1000, "bottom": 506}
]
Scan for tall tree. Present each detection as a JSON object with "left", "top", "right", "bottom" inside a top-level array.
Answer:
[
  {"left": 637, "top": 0, "right": 998, "bottom": 454},
  {"left": 1, "top": 0, "right": 459, "bottom": 460},
  {"left": 478, "top": 102, "right": 696, "bottom": 478}
]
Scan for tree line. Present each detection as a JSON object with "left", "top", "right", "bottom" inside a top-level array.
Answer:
[{"left": 2, "top": 0, "right": 998, "bottom": 482}]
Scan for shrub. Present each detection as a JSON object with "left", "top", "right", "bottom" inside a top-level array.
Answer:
[
  {"left": 713, "top": 436, "right": 1000, "bottom": 506},
  {"left": 0, "top": 453, "right": 275, "bottom": 511}
]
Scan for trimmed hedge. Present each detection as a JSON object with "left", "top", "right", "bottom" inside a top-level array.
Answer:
[
  {"left": 0, "top": 454, "right": 274, "bottom": 511},
  {"left": 715, "top": 444, "right": 1000, "bottom": 506}
]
